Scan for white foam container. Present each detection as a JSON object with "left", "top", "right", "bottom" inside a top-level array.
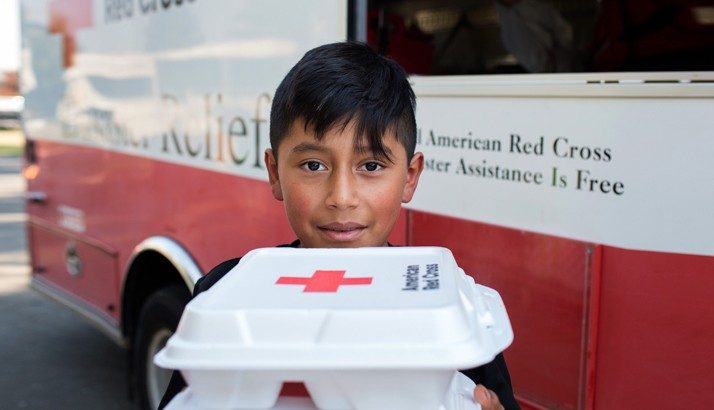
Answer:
[
  {"left": 165, "top": 372, "right": 480, "bottom": 410},
  {"left": 155, "top": 247, "right": 513, "bottom": 410}
]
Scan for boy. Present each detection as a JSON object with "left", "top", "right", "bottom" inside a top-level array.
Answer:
[{"left": 159, "top": 42, "right": 518, "bottom": 410}]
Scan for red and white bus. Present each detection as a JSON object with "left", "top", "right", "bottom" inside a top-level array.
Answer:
[{"left": 20, "top": 0, "right": 714, "bottom": 409}]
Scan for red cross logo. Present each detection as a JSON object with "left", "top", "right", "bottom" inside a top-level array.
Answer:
[{"left": 275, "top": 270, "right": 373, "bottom": 292}]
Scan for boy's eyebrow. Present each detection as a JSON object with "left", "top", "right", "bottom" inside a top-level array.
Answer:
[
  {"left": 290, "top": 142, "right": 393, "bottom": 157},
  {"left": 291, "top": 142, "right": 327, "bottom": 154}
]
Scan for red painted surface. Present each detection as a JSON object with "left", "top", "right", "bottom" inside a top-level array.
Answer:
[
  {"left": 408, "top": 211, "right": 593, "bottom": 409},
  {"left": 276, "top": 270, "right": 373, "bottom": 292},
  {"left": 584, "top": 245, "right": 603, "bottom": 410},
  {"left": 280, "top": 382, "right": 310, "bottom": 397},
  {"left": 29, "top": 222, "right": 119, "bottom": 321},
  {"left": 593, "top": 247, "right": 714, "bottom": 409},
  {"left": 26, "top": 141, "right": 291, "bottom": 274}
]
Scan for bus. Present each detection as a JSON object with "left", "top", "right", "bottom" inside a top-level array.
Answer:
[{"left": 20, "top": 0, "right": 714, "bottom": 408}]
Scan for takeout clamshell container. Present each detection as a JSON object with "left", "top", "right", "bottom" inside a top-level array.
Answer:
[
  {"left": 155, "top": 247, "right": 513, "bottom": 410},
  {"left": 165, "top": 372, "right": 481, "bottom": 410}
]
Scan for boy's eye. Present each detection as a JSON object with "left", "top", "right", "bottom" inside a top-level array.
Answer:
[
  {"left": 361, "top": 161, "right": 383, "bottom": 172},
  {"left": 302, "top": 161, "right": 326, "bottom": 171}
]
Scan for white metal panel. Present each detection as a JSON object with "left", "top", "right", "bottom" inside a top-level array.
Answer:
[
  {"left": 409, "top": 88, "right": 714, "bottom": 257},
  {"left": 21, "top": 0, "right": 347, "bottom": 182}
]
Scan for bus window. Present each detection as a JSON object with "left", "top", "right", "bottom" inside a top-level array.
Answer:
[{"left": 365, "top": 0, "right": 714, "bottom": 74}]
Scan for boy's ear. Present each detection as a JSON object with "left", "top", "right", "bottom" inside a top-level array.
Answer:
[
  {"left": 264, "top": 149, "right": 284, "bottom": 201},
  {"left": 402, "top": 151, "right": 424, "bottom": 203}
]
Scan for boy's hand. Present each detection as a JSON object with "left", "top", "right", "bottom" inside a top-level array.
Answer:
[{"left": 474, "top": 384, "right": 505, "bottom": 410}]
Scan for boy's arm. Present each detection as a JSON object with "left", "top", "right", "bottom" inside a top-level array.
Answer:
[
  {"left": 157, "top": 259, "right": 242, "bottom": 409},
  {"left": 157, "top": 276, "right": 205, "bottom": 409},
  {"left": 158, "top": 369, "right": 187, "bottom": 409},
  {"left": 157, "top": 244, "right": 299, "bottom": 408}
]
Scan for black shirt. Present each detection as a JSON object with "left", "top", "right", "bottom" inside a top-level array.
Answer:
[{"left": 159, "top": 241, "right": 519, "bottom": 409}]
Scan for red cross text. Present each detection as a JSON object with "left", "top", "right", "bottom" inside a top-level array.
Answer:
[{"left": 275, "top": 270, "right": 373, "bottom": 292}]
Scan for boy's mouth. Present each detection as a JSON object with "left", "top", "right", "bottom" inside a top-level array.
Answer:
[{"left": 318, "top": 222, "right": 367, "bottom": 241}]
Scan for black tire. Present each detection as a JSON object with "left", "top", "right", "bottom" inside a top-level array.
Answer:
[{"left": 133, "top": 285, "right": 190, "bottom": 410}]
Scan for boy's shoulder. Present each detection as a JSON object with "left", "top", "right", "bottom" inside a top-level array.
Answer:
[
  {"left": 192, "top": 257, "right": 242, "bottom": 295},
  {"left": 193, "top": 240, "right": 300, "bottom": 296}
]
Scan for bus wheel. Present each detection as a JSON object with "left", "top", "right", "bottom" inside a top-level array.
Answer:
[{"left": 133, "top": 285, "right": 189, "bottom": 410}]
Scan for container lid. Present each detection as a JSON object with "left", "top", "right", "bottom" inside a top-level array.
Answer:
[{"left": 156, "top": 247, "right": 513, "bottom": 370}]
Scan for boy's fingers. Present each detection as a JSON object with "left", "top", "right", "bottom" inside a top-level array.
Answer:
[{"left": 473, "top": 384, "right": 505, "bottom": 410}]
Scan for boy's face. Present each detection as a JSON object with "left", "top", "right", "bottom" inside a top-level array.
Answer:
[{"left": 265, "top": 119, "right": 424, "bottom": 248}]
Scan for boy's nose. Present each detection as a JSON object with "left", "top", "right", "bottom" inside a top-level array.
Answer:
[{"left": 325, "top": 169, "right": 359, "bottom": 210}]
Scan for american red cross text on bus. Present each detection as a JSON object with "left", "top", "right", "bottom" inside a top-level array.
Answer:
[{"left": 276, "top": 270, "right": 373, "bottom": 292}]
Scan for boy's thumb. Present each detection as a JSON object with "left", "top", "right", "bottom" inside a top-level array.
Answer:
[{"left": 474, "top": 384, "right": 493, "bottom": 408}]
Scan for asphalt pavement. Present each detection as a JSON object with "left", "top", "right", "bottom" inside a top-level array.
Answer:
[{"left": 0, "top": 152, "right": 135, "bottom": 409}]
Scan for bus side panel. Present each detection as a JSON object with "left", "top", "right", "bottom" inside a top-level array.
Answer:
[
  {"left": 24, "top": 140, "right": 293, "bottom": 318},
  {"left": 145, "top": 151, "right": 296, "bottom": 269},
  {"left": 28, "top": 222, "right": 119, "bottom": 321},
  {"left": 409, "top": 211, "right": 590, "bottom": 410},
  {"left": 594, "top": 248, "right": 714, "bottom": 409}
]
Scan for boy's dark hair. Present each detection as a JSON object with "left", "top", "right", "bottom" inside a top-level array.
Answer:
[{"left": 270, "top": 42, "right": 416, "bottom": 162}]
